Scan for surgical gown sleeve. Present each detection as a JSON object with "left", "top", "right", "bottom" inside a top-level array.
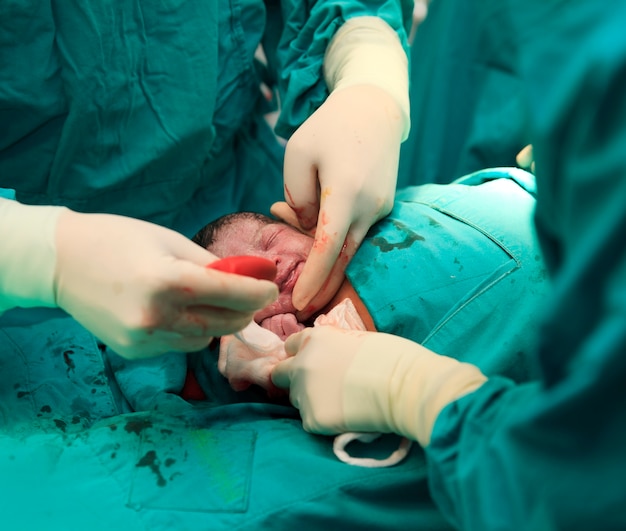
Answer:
[
  {"left": 424, "top": 1, "right": 626, "bottom": 529},
  {"left": 271, "top": 0, "right": 414, "bottom": 138}
]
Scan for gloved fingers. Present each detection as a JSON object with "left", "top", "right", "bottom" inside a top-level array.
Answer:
[
  {"left": 283, "top": 136, "right": 321, "bottom": 230},
  {"left": 270, "top": 202, "right": 316, "bottom": 236},
  {"left": 286, "top": 194, "right": 352, "bottom": 311},
  {"left": 133, "top": 293, "right": 253, "bottom": 342},
  {"left": 171, "top": 231, "right": 223, "bottom": 265},
  {"left": 217, "top": 334, "right": 235, "bottom": 375},
  {"left": 165, "top": 334, "right": 215, "bottom": 354},
  {"left": 516, "top": 144, "right": 535, "bottom": 172},
  {"left": 175, "top": 262, "right": 278, "bottom": 313},
  {"left": 274, "top": 326, "right": 361, "bottom": 435},
  {"left": 93, "top": 295, "right": 257, "bottom": 359},
  {"left": 270, "top": 356, "right": 295, "bottom": 390},
  {"left": 270, "top": 329, "right": 310, "bottom": 392},
  {"left": 293, "top": 246, "right": 350, "bottom": 321},
  {"left": 282, "top": 327, "right": 311, "bottom": 357},
  {"left": 292, "top": 216, "right": 369, "bottom": 317},
  {"left": 171, "top": 304, "right": 254, "bottom": 337},
  {"left": 110, "top": 330, "right": 214, "bottom": 359}
]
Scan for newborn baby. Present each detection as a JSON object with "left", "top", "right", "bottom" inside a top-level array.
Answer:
[{"left": 194, "top": 212, "right": 375, "bottom": 340}]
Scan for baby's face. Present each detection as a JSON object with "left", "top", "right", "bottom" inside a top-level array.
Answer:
[{"left": 208, "top": 217, "right": 314, "bottom": 335}]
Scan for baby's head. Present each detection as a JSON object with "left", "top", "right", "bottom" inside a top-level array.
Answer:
[{"left": 193, "top": 213, "right": 314, "bottom": 337}]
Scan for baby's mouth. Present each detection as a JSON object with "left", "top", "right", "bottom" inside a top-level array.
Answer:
[
  {"left": 281, "top": 261, "right": 303, "bottom": 293},
  {"left": 253, "top": 261, "right": 304, "bottom": 323}
]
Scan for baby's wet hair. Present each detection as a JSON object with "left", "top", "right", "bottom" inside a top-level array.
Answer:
[{"left": 192, "top": 211, "right": 273, "bottom": 252}]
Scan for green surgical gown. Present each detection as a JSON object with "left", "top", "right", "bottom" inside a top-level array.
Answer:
[
  {"left": 0, "top": 0, "right": 412, "bottom": 237},
  {"left": 420, "top": 2, "right": 626, "bottom": 529},
  {"left": 397, "top": 0, "right": 528, "bottom": 187}
]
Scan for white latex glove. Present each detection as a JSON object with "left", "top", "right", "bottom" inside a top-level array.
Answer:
[
  {"left": 0, "top": 199, "right": 278, "bottom": 359},
  {"left": 273, "top": 17, "right": 410, "bottom": 318},
  {"left": 409, "top": 0, "right": 431, "bottom": 44},
  {"left": 516, "top": 144, "right": 535, "bottom": 173},
  {"left": 0, "top": 199, "right": 61, "bottom": 313},
  {"left": 272, "top": 327, "right": 487, "bottom": 447}
]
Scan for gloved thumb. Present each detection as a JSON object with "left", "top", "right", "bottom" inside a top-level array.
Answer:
[
  {"left": 270, "top": 356, "right": 295, "bottom": 390},
  {"left": 270, "top": 328, "right": 302, "bottom": 389}
]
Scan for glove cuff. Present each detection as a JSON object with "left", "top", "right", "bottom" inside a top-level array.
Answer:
[
  {"left": 396, "top": 353, "right": 487, "bottom": 447},
  {"left": 344, "top": 333, "right": 487, "bottom": 446},
  {"left": 0, "top": 199, "right": 66, "bottom": 313},
  {"left": 323, "top": 16, "right": 410, "bottom": 141}
]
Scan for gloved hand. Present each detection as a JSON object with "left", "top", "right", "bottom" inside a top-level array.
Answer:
[
  {"left": 516, "top": 144, "right": 535, "bottom": 173},
  {"left": 272, "top": 327, "right": 487, "bottom": 447},
  {"left": 0, "top": 199, "right": 278, "bottom": 359},
  {"left": 273, "top": 17, "right": 410, "bottom": 318},
  {"left": 54, "top": 210, "right": 278, "bottom": 359},
  {"left": 409, "top": 0, "right": 431, "bottom": 44}
]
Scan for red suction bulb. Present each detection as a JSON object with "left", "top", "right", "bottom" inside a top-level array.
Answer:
[{"left": 207, "top": 255, "right": 277, "bottom": 282}]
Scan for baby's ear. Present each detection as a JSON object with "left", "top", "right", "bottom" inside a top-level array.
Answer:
[{"left": 270, "top": 201, "right": 317, "bottom": 237}]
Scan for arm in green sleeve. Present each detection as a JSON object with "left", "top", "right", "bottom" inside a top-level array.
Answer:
[
  {"left": 425, "top": 1, "right": 626, "bottom": 529},
  {"left": 271, "top": 0, "right": 413, "bottom": 138}
]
